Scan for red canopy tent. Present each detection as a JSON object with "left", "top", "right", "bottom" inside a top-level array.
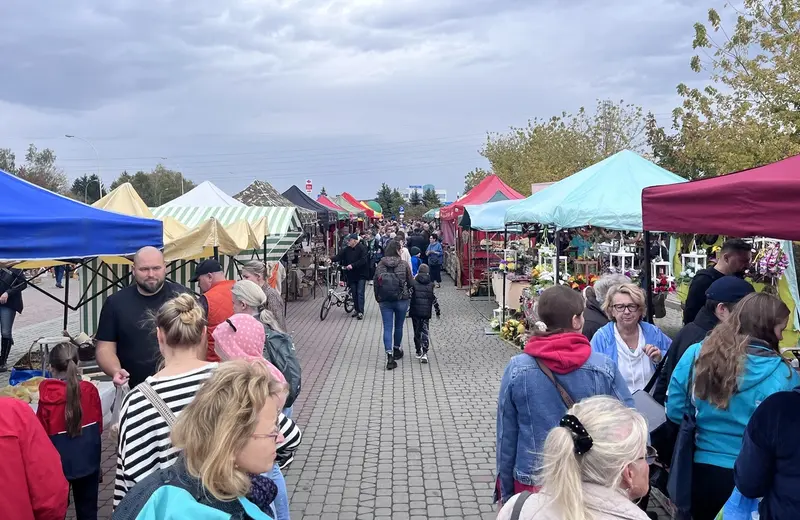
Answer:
[
  {"left": 341, "top": 192, "right": 375, "bottom": 219},
  {"left": 318, "top": 195, "right": 354, "bottom": 248},
  {"left": 318, "top": 195, "right": 352, "bottom": 217},
  {"left": 440, "top": 174, "right": 524, "bottom": 221},
  {"left": 642, "top": 154, "right": 800, "bottom": 240}
]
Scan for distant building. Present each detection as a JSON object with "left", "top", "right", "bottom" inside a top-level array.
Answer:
[{"left": 405, "top": 184, "right": 447, "bottom": 203}]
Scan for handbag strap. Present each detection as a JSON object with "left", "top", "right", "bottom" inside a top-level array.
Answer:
[
  {"left": 138, "top": 381, "right": 178, "bottom": 427},
  {"left": 643, "top": 355, "right": 667, "bottom": 394},
  {"left": 534, "top": 358, "right": 575, "bottom": 408},
  {"left": 510, "top": 491, "right": 532, "bottom": 520}
]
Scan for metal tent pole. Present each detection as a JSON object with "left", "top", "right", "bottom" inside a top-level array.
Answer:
[
  {"left": 643, "top": 230, "right": 654, "bottom": 324},
  {"left": 502, "top": 225, "right": 508, "bottom": 324}
]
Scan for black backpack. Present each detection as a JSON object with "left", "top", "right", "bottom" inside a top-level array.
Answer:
[
  {"left": 264, "top": 328, "right": 302, "bottom": 408},
  {"left": 376, "top": 262, "right": 407, "bottom": 302}
]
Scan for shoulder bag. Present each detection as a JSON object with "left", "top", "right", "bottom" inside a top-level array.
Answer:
[
  {"left": 138, "top": 381, "right": 178, "bottom": 427},
  {"left": 666, "top": 359, "right": 697, "bottom": 520},
  {"left": 533, "top": 358, "right": 575, "bottom": 408}
]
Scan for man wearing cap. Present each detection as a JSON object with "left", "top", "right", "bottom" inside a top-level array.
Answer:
[
  {"left": 654, "top": 275, "right": 755, "bottom": 404},
  {"left": 331, "top": 233, "right": 369, "bottom": 319},
  {"left": 191, "top": 259, "right": 235, "bottom": 361},
  {"left": 95, "top": 246, "right": 190, "bottom": 389}
]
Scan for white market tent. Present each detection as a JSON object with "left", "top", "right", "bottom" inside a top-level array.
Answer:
[{"left": 162, "top": 181, "right": 246, "bottom": 208}]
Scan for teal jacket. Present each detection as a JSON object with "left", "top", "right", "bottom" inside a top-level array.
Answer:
[{"left": 666, "top": 341, "right": 800, "bottom": 469}]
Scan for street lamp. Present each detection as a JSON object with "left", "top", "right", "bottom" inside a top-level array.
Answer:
[{"left": 65, "top": 134, "right": 103, "bottom": 198}]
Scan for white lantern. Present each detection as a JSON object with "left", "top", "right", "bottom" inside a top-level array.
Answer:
[
  {"left": 651, "top": 260, "right": 672, "bottom": 287},
  {"left": 681, "top": 250, "right": 707, "bottom": 273},
  {"left": 610, "top": 250, "right": 635, "bottom": 272}
]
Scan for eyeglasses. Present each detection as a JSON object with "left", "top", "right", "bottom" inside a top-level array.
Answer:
[
  {"left": 638, "top": 445, "right": 658, "bottom": 465},
  {"left": 252, "top": 426, "right": 281, "bottom": 441},
  {"left": 612, "top": 304, "right": 640, "bottom": 313}
]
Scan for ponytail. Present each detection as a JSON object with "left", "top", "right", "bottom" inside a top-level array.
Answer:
[
  {"left": 65, "top": 358, "right": 83, "bottom": 437},
  {"left": 49, "top": 342, "right": 83, "bottom": 438},
  {"left": 540, "top": 426, "right": 586, "bottom": 520}
]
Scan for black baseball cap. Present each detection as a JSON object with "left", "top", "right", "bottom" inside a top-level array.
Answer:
[
  {"left": 190, "top": 259, "right": 223, "bottom": 282},
  {"left": 706, "top": 276, "right": 755, "bottom": 303},
  {"left": 347, "top": 233, "right": 359, "bottom": 241}
]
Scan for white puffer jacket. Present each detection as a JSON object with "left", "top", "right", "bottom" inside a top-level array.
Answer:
[{"left": 497, "top": 483, "right": 650, "bottom": 520}]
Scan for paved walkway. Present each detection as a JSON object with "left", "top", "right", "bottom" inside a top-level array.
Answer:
[{"left": 4, "top": 273, "right": 672, "bottom": 519}]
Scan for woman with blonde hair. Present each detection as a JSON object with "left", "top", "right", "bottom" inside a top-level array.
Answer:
[
  {"left": 113, "top": 360, "right": 284, "bottom": 519},
  {"left": 232, "top": 279, "right": 286, "bottom": 333},
  {"left": 241, "top": 260, "right": 287, "bottom": 331},
  {"left": 113, "top": 293, "right": 217, "bottom": 509},
  {"left": 590, "top": 283, "right": 671, "bottom": 393},
  {"left": 498, "top": 396, "right": 652, "bottom": 520},
  {"left": 666, "top": 292, "right": 800, "bottom": 520}
]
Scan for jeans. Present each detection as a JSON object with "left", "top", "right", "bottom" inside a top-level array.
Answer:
[
  {"left": 282, "top": 406, "right": 293, "bottom": 419},
  {"left": 265, "top": 463, "right": 291, "bottom": 520},
  {"left": 0, "top": 305, "right": 15, "bottom": 340},
  {"left": 348, "top": 279, "right": 366, "bottom": 314},
  {"left": 379, "top": 300, "right": 409, "bottom": 353},
  {"left": 54, "top": 265, "right": 66, "bottom": 286},
  {"left": 429, "top": 263, "right": 442, "bottom": 284},
  {"left": 71, "top": 471, "right": 100, "bottom": 520},
  {"left": 412, "top": 317, "right": 430, "bottom": 353}
]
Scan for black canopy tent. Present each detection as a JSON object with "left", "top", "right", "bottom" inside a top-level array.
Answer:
[{"left": 282, "top": 185, "right": 337, "bottom": 229}]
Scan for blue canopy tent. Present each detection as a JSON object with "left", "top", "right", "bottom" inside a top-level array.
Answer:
[
  {"left": 461, "top": 200, "right": 523, "bottom": 232},
  {"left": 504, "top": 150, "right": 687, "bottom": 230},
  {"left": 0, "top": 169, "right": 163, "bottom": 261},
  {"left": 0, "top": 169, "right": 163, "bottom": 329}
]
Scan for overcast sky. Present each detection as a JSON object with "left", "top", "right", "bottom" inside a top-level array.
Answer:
[{"left": 0, "top": 0, "right": 714, "bottom": 202}]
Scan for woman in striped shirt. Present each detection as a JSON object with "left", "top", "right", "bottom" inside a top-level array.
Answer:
[{"left": 113, "top": 293, "right": 218, "bottom": 509}]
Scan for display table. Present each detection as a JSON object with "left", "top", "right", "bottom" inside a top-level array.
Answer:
[
  {"left": 30, "top": 381, "right": 118, "bottom": 429},
  {"left": 491, "top": 272, "right": 529, "bottom": 309}
]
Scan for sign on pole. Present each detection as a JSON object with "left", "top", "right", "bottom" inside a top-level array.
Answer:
[
  {"left": 305, "top": 179, "right": 313, "bottom": 195},
  {"left": 399, "top": 205, "right": 405, "bottom": 221}
]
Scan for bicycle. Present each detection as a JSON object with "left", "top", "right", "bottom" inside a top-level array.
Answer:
[{"left": 320, "top": 265, "right": 354, "bottom": 321}]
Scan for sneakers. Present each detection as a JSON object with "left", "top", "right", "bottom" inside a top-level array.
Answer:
[
  {"left": 393, "top": 347, "right": 404, "bottom": 360},
  {"left": 357, "top": 313, "right": 364, "bottom": 320},
  {"left": 420, "top": 353, "right": 428, "bottom": 364},
  {"left": 352, "top": 312, "right": 359, "bottom": 318},
  {"left": 415, "top": 350, "right": 422, "bottom": 359},
  {"left": 386, "top": 352, "right": 397, "bottom": 370}
]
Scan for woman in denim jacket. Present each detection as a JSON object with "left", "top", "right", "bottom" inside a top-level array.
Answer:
[{"left": 495, "top": 286, "right": 633, "bottom": 505}]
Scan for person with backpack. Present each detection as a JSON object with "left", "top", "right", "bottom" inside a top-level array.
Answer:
[
  {"left": 213, "top": 313, "right": 303, "bottom": 520},
  {"left": 231, "top": 280, "right": 302, "bottom": 417},
  {"left": 495, "top": 285, "right": 633, "bottom": 505},
  {"left": 409, "top": 264, "right": 436, "bottom": 364},
  {"left": 36, "top": 342, "right": 103, "bottom": 520},
  {"left": 374, "top": 240, "right": 414, "bottom": 371}
]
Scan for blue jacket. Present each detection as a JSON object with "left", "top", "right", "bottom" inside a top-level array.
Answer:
[
  {"left": 426, "top": 241, "right": 443, "bottom": 265},
  {"left": 411, "top": 256, "right": 422, "bottom": 276},
  {"left": 590, "top": 321, "right": 672, "bottom": 367},
  {"left": 495, "top": 350, "right": 633, "bottom": 503},
  {"left": 113, "top": 458, "right": 273, "bottom": 520},
  {"left": 735, "top": 387, "right": 800, "bottom": 520},
  {"left": 667, "top": 342, "right": 800, "bottom": 469}
]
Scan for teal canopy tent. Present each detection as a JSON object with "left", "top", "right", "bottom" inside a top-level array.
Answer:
[
  {"left": 504, "top": 150, "right": 687, "bottom": 230},
  {"left": 461, "top": 200, "right": 523, "bottom": 232},
  {"left": 422, "top": 207, "right": 439, "bottom": 220}
]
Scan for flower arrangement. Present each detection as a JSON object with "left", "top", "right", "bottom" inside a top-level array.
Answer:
[
  {"left": 751, "top": 242, "right": 789, "bottom": 284},
  {"left": 653, "top": 274, "right": 675, "bottom": 294},
  {"left": 676, "top": 263, "right": 701, "bottom": 285},
  {"left": 566, "top": 273, "right": 599, "bottom": 291},
  {"left": 606, "top": 266, "right": 640, "bottom": 284},
  {"left": 531, "top": 265, "right": 555, "bottom": 294},
  {"left": 500, "top": 318, "right": 526, "bottom": 347}
]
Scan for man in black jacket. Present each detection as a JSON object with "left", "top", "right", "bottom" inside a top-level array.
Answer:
[
  {"left": 654, "top": 276, "right": 754, "bottom": 404},
  {"left": 0, "top": 266, "right": 26, "bottom": 371},
  {"left": 682, "top": 238, "right": 751, "bottom": 324},
  {"left": 332, "top": 234, "right": 369, "bottom": 319}
]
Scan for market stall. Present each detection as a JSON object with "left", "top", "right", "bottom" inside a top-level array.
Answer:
[
  {"left": 439, "top": 174, "right": 524, "bottom": 286},
  {"left": 643, "top": 154, "right": 800, "bottom": 347},
  {"left": 235, "top": 180, "right": 318, "bottom": 228}
]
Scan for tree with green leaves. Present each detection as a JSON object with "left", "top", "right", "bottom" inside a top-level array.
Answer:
[
  {"left": 109, "top": 164, "right": 196, "bottom": 206},
  {"left": 467, "top": 99, "right": 646, "bottom": 193},
  {"left": 71, "top": 174, "right": 105, "bottom": 203},
  {"left": 9, "top": 144, "right": 70, "bottom": 194},
  {"left": 409, "top": 189, "right": 423, "bottom": 206},
  {"left": 422, "top": 188, "right": 441, "bottom": 208},
  {"left": 465, "top": 167, "right": 489, "bottom": 192},
  {"left": 648, "top": 1, "right": 800, "bottom": 178}
]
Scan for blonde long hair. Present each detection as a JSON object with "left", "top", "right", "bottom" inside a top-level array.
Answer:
[
  {"left": 539, "top": 396, "right": 648, "bottom": 520},
  {"left": 695, "top": 292, "right": 791, "bottom": 408},
  {"left": 231, "top": 280, "right": 285, "bottom": 333},
  {"left": 171, "top": 360, "right": 284, "bottom": 500}
]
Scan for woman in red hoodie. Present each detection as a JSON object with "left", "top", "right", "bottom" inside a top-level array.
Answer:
[
  {"left": 37, "top": 342, "right": 103, "bottom": 520},
  {"left": 495, "top": 285, "right": 634, "bottom": 505}
]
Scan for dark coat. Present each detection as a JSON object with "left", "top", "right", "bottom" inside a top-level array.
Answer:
[
  {"left": 407, "top": 233, "right": 428, "bottom": 258},
  {"left": 332, "top": 242, "right": 370, "bottom": 282},
  {"left": 682, "top": 267, "right": 726, "bottom": 324},
  {"left": 582, "top": 297, "right": 608, "bottom": 341},
  {"left": 653, "top": 306, "right": 717, "bottom": 404},
  {"left": 410, "top": 273, "right": 435, "bottom": 319},
  {"left": 735, "top": 387, "right": 800, "bottom": 520},
  {"left": 0, "top": 267, "right": 26, "bottom": 314}
]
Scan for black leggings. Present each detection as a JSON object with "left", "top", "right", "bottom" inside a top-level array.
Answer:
[{"left": 691, "top": 463, "right": 735, "bottom": 520}]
